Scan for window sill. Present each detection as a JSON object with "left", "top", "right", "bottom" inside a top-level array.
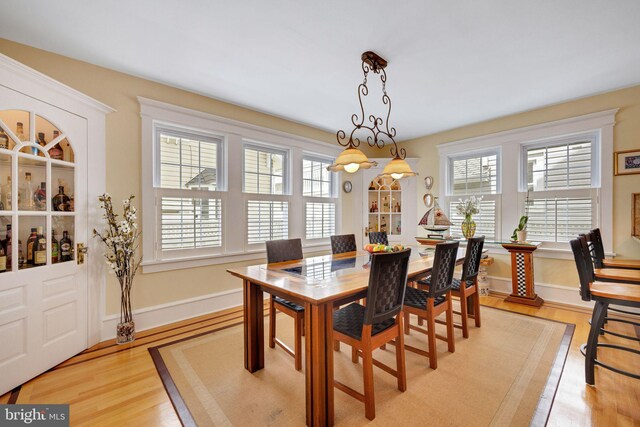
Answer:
[{"left": 141, "top": 243, "right": 332, "bottom": 274}]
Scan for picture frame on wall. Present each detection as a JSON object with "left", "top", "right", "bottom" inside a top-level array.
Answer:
[
  {"left": 633, "top": 193, "right": 640, "bottom": 237},
  {"left": 614, "top": 149, "right": 640, "bottom": 175}
]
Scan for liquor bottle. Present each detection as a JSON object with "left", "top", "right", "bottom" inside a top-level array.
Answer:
[
  {"left": 51, "top": 231, "right": 59, "bottom": 264},
  {"left": 0, "top": 129, "right": 9, "bottom": 149},
  {"left": 5, "top": 224, "right": 11, "bottom": 271},
  {"left": 0, "top": 188, "right": 4, "bottom": 211},
  {"left": 4, "top": 176, "right": 11, "bottom": 210},
  {"left": 37, "top": 132, "right": 47, "bottom": 156},
  {"left": 18, "top": 239, "right": 24, "bottom": 269},
  {"left": 0, "top": 239, "right": 5, "bottom": 272},
  {"left": 52, "top": 186, "right": 71, "bottom": 211},
  {"left": 33, "top": 226, "right": 46, "bottom": 266},
  {"left": 60, "top": 231, "right": 72, "bottom": 262},
  {"left": 20, "top": 172, "right": 35, "bottom": 210},
  {"left": 26, "top": 227, "right": 37, "bottom": 265},
  {"left": 34, "top": 182, "right": 47, "bottom": 211},
  {"left": 49, "top": 130, "right": 64, "bottom": 160},
  {"left": 15, "top": 122, "right": 27, "bottom": 142}
]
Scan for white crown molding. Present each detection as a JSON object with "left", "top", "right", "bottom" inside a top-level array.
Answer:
[
  {"left": 0, "top": 53, "right": 115, "bottom": 114},
  {"left": 436, "top": 108, "right": 618, "bottom": 155},
  {"left": 138, "top": 96, "right": 340, "bottom": 154}
]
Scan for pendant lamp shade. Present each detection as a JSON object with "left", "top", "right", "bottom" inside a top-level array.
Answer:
[
  {"left": 378, "top": 156, "right": 418, "bottom": 180},
  {"left": 327, "top": 147, "right": 378, "bottom": 173}
]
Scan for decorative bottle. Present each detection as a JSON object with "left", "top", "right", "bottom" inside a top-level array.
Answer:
[
  {"left": 51, "top": 232, "right": 59, "bottom": 264},
  {"left": 0, "top": 129, "right": 9, "bottom": 149},
  {"left": 20, "top": 172, "right": 35, "bottom": 210},
  {"left": 34, "top": 182, "right": 47, "bottom": 211},
  {"left": 50, "top": 130, "right": 64, "bottom": 160},
  {"left": 33, "top": 226, "right": 46, "bottom": 266},
  {"left": 37, "top": 132, "right": 47, "bottom": 156},
  {"left": 0, "top": 236, "right": 6, "bottom": 272},
  {"left": 26, "top": 227, "right": 37, "bottom": 265},
  {"left": 15, "top": 122, "right": 27, "bottom": 142},
  {"left": 4, "top": 176, "right": 11, "bottom": 210},
  {"left": 60, "top": 231, "right": 72, "bottom": 262},
  {"left": 5, "top": 224, "right": 11, "bottom": 271},
  {"left": 52, "top": 186, "right": 71, "bottom": 211}
]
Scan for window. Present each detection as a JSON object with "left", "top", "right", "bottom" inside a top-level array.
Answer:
[
  {"left": 244, "top": 143, "right": 291, "bottom": 245},
  {"left": 446, "top": 151, "right": 500, "bottom": 240},
  {"left": 156, "top": 127, "right": 224, "bottom": 256},
  {"left": 247, "top": 200, "right": 289, "bottom": 244},
  {"left": 303, "top": 157, "right": 332, "bottom": 197},
  {"left": 302, "top": 156, "right": 337, "bottom": 240},
  {"left": 306, "top": 202, "right": 336, "bottom": 239},
  {"left": 140, "top": 98, "right": 342, "bottom": 272},
  {"left": 244, "top": 144, "right": 287, "bottom": 194},
  {"left": 523, "top": 137, "right": 597, "bottom": 243}
]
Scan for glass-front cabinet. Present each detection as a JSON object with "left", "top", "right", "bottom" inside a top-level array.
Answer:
[
  {"left": 367, "top": 176, "right": 403, "bottom": 236},
  {"left": 0, "top": 109, "right": 75, "bottom": 274},
  {"left": 360, "top": 160, "right": 417, "bottom": 247}
]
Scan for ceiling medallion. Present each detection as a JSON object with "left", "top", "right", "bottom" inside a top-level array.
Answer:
[{"left": 327, "top": 51, "right": 417, "bottom": 179}]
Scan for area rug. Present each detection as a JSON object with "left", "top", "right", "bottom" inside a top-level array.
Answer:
[{"left": 150, "top": 306, "right": 573, "bottom": 426}]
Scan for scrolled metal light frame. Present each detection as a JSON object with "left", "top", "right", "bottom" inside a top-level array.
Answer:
[{"left": 335, "top": 51, "right": 407, "bottom": 162}]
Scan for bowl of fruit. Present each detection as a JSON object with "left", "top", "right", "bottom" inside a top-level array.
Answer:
[{"left": 364, "top": 243, "right": 406, "bottom": 257}]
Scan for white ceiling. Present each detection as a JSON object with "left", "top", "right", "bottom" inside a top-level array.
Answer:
[{"left": 1, "top": 0, "right": 640, "bottom": 140}]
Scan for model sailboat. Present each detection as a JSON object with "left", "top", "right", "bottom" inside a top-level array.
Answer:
[{"left": 418, "top": 197, "right": 452, "bottom": 234}]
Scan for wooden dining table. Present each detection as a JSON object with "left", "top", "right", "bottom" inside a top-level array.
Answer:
[{"left": 226, "top": 246, "right": 466, "bottom": 426}]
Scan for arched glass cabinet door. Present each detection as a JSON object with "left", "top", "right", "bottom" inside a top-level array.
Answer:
[
  {"left": 366, "top": 176, "right": 402, "bottom": 236},
  {"left": 0, "top": 109, "right": 76, "bottom": 273}
]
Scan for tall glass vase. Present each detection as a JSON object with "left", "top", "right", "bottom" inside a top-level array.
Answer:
[{"left": 461, "top": 215, "right": 476, "bottom": 239}]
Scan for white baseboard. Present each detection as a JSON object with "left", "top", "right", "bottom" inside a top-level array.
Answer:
[
  {"left": 487, "top": 276, "right": 593, "bottom": 309},
  {"left": 100, "top": 288, "right": 243, "bottom": 341}
]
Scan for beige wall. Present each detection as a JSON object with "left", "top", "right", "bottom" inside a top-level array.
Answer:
[
  {"left": 0, "top": 39, "right": 348, "bottom": 314},
  {"left": 402, "top": 84, "right": 640, "bottom": 287}
]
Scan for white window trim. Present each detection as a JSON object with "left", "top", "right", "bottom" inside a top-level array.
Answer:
[
  {"left": 139, "top": 97, "right": 342, "bottom": 273},
  {"left": 438, "top": 109, "right": 617, "bottom": 259}
]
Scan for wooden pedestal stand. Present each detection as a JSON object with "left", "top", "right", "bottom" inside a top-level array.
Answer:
[{"left": 502, "top": 242, "right": 544, "bottom": 307}]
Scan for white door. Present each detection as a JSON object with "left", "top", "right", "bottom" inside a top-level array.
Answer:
[{"left": 0, "top": 85, "right": 88, "bottom": 395}]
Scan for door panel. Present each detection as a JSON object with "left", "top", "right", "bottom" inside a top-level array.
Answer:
[{"left": 0, "top": 85, "right": 88, "bottom": 395}]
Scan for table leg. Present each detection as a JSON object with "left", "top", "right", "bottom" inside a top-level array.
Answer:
[
  {"left": 305, "top": 302, "right": 334, "bottom": 426},
  {"left": 243, "top": 279, "right": 264, "bottom": 372}
]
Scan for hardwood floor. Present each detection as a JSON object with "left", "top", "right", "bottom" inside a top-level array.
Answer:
[{"left": 1, "top": 295, "right": 639, "bottom": 426}]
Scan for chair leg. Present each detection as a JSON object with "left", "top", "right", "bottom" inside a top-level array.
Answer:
[
  {"left": 294, "top": 314, "right": 303, "bottom": 371},
  {"left": 404, "top": 312, "right": 410, "bottom": 335},
  {"left": 473, "top": 290, "right": 481, "bottom": 327},
  {"left": 362, "top": 345, "right": 375, "bottom": 420},
  {"left": 269, "top": 296, "right": 276, "bottom": 348},
  {"left": 585, "top": 301, "right": 608, "bottom": 385},
  {"left": 459, "top": 290, "right": 469, "bottom": 338},
  {"left": 352, "top": 346, "right": 359, "bottom": 363},
  {"left": 426, "top": 313, "right": 437, "bottom": 370},
  {"left": 395, "top": 317, "right": 407, "bottom": 392},
  {"left": 446, "top": 299, "right": 455, "bottom": 353}
]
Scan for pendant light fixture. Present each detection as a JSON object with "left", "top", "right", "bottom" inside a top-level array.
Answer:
[{"left": 327, "top": 51, "right": 417, "bottom": 179}]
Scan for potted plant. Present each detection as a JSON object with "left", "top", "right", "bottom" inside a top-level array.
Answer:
[
  {"left": 456, "top": 195, "right": 482, "bottom": 239},
  {"left": 511, "top": 191, "right": 532, "bottom": 242},
  {"left": 93, "top": 194, "right": 141, "bottom": 344}
]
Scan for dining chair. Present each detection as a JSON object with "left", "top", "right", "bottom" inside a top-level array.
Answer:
[
  {"left": 570, "top": 236, "right": 640, "bottom": 385},
  {"left": 417, "top": 236, "right": 485, "bottom": 338},
  {"left": 330, "top": 234, "right": 357, "bottom": 254},
  {"left": 265, "top": 238, "right": 304, "bottom": 371},
  {"left": 368, "top": 231, "right": 389, "bottom": 246},
  {"left": 403, "top": 241, "right": 459, "bottom": 369},
  {"left": 587, "top": 228, "right": 640, "bottom": 270},
  {"left": 332, "top": 249, "right": 411, "bottom": 420}
]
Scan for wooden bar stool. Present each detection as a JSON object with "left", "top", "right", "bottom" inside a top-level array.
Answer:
[
  {"left": 570, "top": 236, "right": 640, "bottom": 385},
  {"left": 587, "top": 228, "right": 640, "bottom": 270}
]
